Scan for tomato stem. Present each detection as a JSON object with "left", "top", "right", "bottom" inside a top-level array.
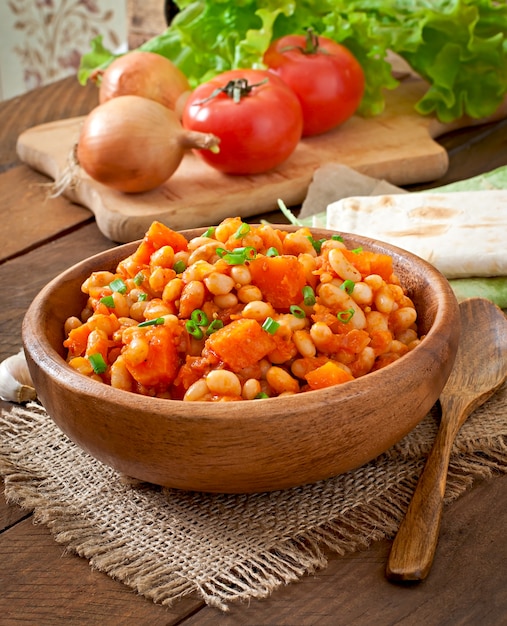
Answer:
[
  {"left": 193, "top": 78, "right": 269, "bottom": 105},
  {"left": 305, "top": 28, "right": 320, "bottom": 54},
  {"left": 279, "top": 28, "right": 328, "bottom": 56}
]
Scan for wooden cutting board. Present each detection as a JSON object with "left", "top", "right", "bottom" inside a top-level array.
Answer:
[{"left": 16, "top": 77, "right": 506, "bottom": 243}]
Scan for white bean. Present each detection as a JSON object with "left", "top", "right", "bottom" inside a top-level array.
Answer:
[
  {"left": 310, "top": 322, "right": 334, "bottom": 351},
  {"left": 390, "top": 306, "right": 418, "bottom": 331},
  {"left": 204, "top": 272, "right": 235, "bottom": 296},
  {"left": 350, "top": 281, "right": 373, "bottom": 306},
  {"left": 366, "top": 310, "right": 389, "bottom": 333},
  {"left": 230, "top": 265, "right": 252, "bottom": 286},
  {"left": 242, "top": 378, "right": 261, "bottom": 400},
  {"left": 110, "top": 356, "right": 133, "bottom": 391},
  {"left": 374, "top": 284, "right": 395, "bottom": 314},
  {"left": 293, "top": 329, "right": 316, "bottom": 358},
  {"left": 242, "top": 300, "right": 275, "bottom": 322},
  {"left": 206, "top": 369, "right": 242, "bottom": 397},
  {"left": 328, "top": 248, "right": 362, "bottom": 282},
  {"left": 183, "top": 379, "right": 210, "bottom": 402},
  {"left": 318, "top": 283, "right": 366, "bottom": 329},
  {"left": 266, "top": 366, "right": 300, "bottom": 394},
  {"left": 237, "top": 284, "right": 263, "bottom": 303},
  {"left": 214, "top": 293, "right": 239, "bottom": 308}
]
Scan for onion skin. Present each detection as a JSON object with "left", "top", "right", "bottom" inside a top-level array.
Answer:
[
  {"left": 76, "top": 95, "right": 220, "bottom": 194},
  {"left": 95, "top": 51, "right": 191, "bottom": 113}
]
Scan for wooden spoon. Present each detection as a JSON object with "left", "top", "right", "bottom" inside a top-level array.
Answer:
[{"left": 386, "top": 297, "right": 507, "bottom": 581}]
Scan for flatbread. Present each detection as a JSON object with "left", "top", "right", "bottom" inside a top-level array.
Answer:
[{"left": 326, "top": 190, "right": 507, "bottom": 279}]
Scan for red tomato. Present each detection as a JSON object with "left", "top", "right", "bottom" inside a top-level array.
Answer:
[
  {"left": 263, "top": 32, "right": 365, "bottom": 136},
  {"left": 181, "top": 69, "right": 303, "bottom": 175}
]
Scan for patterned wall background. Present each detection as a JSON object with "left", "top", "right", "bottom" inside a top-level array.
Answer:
[{"left": 0, "top": 0, "right": 167, "bottom": 101}]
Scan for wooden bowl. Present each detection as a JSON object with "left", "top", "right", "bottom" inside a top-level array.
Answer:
[{"left": 22, "top": 226, "right": 460, "bottom": 493}]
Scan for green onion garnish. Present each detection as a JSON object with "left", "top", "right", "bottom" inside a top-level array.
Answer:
[
  {"left": 191, "top": 309, "right": 209, "bottom": 326},
  {"left": 138, "top": 317, "right": 164, "bottom": 328},
  {"left": 302, "top": 285, "right": 316, "bottom": 307},
  {"left": 216, "top": 246, "right": 256, "bottom": 265},
  {"left": 223, "top": 252, "right": 246, "bottom": 265},
  {"left": 185, "top": 320, "right": 204, "bottom": 339},
  {"left": 137, "top": 292, "right": 148, "bottom": 302},
  {"left": 173, "top": 260, "right": 186, "bottom": 273},
  {"left": 100, "top": 295, "right": 115, "bottom": 308},
  {"left": 337, "top": 308, "right": 355, "bottom": 323},
  {"left": 340, "top": 280, "right": 355, "bottom": 295},
  {"left": 332, "top": 234, "right": 344, "bottom": 242},
  {"left": 234, "top": 223, "right": 250, "bottom": 239},
  {"left": 289, "top": 304, "right": 306, "bottom": 319},
  {"left": 308, "top": 236, "right": 326, "bottom": 254},
  {"left": 266, "top": 247, "right": 279, "bottom": 257},
  {"left": 351, "top": 246, "right": 363, "bottom": 254},
  {"left": 202, "top": 226, "right": 215, "bottom": 238},
  {"left": 234, "top": 246, "right": 256, "bottom": 259},
  {"left": 88, "top": 353, "right": 107, "bottom": 374},
  {"left": 255, "top": 392, "right": 269, "bottom": 399},
  {"left": 262, "top": 317, "right": 280, "bottom": 335},
  {"left": 109, "top": 278, "right": 127, "bottom": 294},
  {"left": 133, "top": 272, "right": 145, "bottom": 286},
  {"left": 206, "top": 319, "right": 224, "bottom": 335}
]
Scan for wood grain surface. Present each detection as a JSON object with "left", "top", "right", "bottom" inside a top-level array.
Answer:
[{"left": 17, "top": 78, "right": 507, "bottom": 243}]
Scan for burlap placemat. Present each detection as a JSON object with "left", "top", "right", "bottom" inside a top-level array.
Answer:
[{"left": 1, "top": 387, "right": 507, "bottom": 611}]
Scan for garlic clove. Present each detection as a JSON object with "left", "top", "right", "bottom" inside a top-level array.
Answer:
[{"left": 0, "top": 349, "right": 37, "bottom": 403}]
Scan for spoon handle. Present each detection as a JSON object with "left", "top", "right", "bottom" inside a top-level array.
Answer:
[{"left": 385, "top": 410, "right": 462, "bottom": 581}]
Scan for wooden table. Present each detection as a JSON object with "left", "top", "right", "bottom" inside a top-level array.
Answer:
[{"left": 1, "top": 76, "right": 506, "bottom": 626}]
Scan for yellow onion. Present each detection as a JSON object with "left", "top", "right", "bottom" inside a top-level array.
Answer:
[
  {"left": 92, "top": 51, "right": 191, "bottom": 114},
  {"left": 76, "top": 95, "right": 220, "bottom": 193}
]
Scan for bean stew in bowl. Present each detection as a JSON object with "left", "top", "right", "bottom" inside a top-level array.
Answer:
[{"left": 22, "top": 220, "right": 460, "bottom": 493}]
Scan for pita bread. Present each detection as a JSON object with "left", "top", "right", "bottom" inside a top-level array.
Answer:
[{"left": 326, "top": 190, "right": 507, "bottom": 279}]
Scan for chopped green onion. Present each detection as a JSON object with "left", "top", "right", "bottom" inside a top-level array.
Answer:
[
  {"left": 217, "top": 246, "right": 256, "bottom": 265},
  {"left": 262, "top": 316, "right": 280, "bottom": 335},
  {"left": 185, "top": 319, "right": 204, "bottom": 339},
  {"left": 340, "top": 280, "right": 355, "bottom": 295},
  {"left": 206, "top": 319, "right": 224, "bottom": 335},
  {"left": 351, "top": 246, "right": 363, "bottom": 254},
  {"left": 332, "top": 234, "right": 344, "bottom": 242},
  {"left": 277, "top": 198, "right": 302, "bottom": 226},
  {"left": 289, "top": 304, "right": 306, "bottom": 319},
  {"left": 308, "top": 236, "right": 326, "bottom": 254},
  {"left": 173, "top": 259, "right": 186, "bottom": 273},
  {"left": 337, "top": 308, "right": 355, "bottom": 323},
  {"left": 266, "top": 247, "right": 279, "bottom": 257},
  {"left": 234, "top": 223, "right": 250, "bottom": 239},
  {"left": 109, "top": 278, "right": 127, "bottom": 294},
  {"left": 202, "top": 226, "right": 215, "bottom": 238},
  {"left": 138, "top": 317, "right": 164, "bottom": 328},
  {"left": 302, "top": 285, "right": 316, "bottom": 307},
  {"left": 255, "top": 392, "right": 269, "bottom": 399},
  {"left": 233, "top": 246, "right": 256, "bottom": 259},
  {"left": 191, "top": 309, "right": 209, "bottom": 326},
  {"left": 100, "top": 295, "right": 115, "bottom": 308},
  {"left": 133, "top": 271, "right": 145, "bottom": 286},
  {"left": 137, "top": 292, "right": 148, "bottom": 302},
  {"left": 223, "top": 252, "right": 246, "bottom": 265},
  {"left": 88, "top": 352, "right": 107, "bottom": 374}
]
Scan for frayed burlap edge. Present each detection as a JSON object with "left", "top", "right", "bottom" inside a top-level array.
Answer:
[{"left": 1, "top": 393, "right": 506, "bottom": 612}]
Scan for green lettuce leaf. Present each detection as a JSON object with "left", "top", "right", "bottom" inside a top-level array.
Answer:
[
  {"left": 449, "top": 277, "right": 507, "bottom": 309},
  {"left": 77, "top": 35, "right": 119, "bottom": 85},
  {"left": 78, "top": 0, "right": 507, "bottom": 122}
]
